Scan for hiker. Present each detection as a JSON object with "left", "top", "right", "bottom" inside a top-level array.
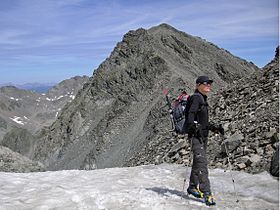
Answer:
[{"left": 186, "top": 76, "right": 224, "bottom": 206}]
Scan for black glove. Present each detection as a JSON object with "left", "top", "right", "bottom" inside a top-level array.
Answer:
[
  {"left": 187, "top": 123, "right": 197, "bottom": 137},
  {"left": 210, "top": 124, "right": 224, "bottom": 135}
]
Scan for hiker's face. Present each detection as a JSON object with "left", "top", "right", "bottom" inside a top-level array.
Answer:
[{"left": 197, "top": 82, "right": 212, "bottom": 95}]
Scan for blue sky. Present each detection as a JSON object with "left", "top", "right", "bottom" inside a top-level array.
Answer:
[{"left": 0, "top": 0, "right": 278, "bottom": 84}]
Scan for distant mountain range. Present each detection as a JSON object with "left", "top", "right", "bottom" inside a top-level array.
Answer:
[
  {"left": 0, "top": 82, "right": 58, "bottom": 93},
  {"left": 0, "top": 75, "right": 89, "bottom": 142}
]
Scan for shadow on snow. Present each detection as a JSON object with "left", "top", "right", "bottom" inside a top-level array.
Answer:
[{"left": 145, "top": 187, "right": 204, "bottom": 204}]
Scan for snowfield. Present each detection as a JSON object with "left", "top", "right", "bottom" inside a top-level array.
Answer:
[{"left": 0, "top": 164, "right": 278, "bottom": 210}]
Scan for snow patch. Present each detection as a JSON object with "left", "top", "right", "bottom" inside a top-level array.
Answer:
[
  {"left": 57, "top": 95, "right": 64, "bottom": 100},
  {"left": 0, "top": 164, "right": 278, "bottom": 210},
  {"left": 46, "top": 95, "right": 65, "bottom": 101},
  {"left": 9, "top": 97, "right": 19, "bottom": 101},
  {"left": 9, "top": 116, "right": 25, "bottom": 125}
]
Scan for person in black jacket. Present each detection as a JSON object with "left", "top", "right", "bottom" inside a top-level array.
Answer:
[{"left": 186, "top": 76, "right": 223, "bottom": 206}]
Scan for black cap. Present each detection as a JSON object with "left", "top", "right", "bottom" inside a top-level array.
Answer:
[{"left": 196, "top": 76, "right": 213, "bottom": 84}]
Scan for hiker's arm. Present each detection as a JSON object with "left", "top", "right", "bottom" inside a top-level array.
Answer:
[
  {"left": 187, "top": 95, "right": 200, "bottom": 124},
  {"left": 186, "top": 95, "right": 200, "bottom": 136}
]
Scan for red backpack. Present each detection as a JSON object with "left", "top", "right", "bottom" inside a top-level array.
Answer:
[
  {"left": 164, "top": 90, "right": 190, "bottom": 134},
  {"left": 171, "top": 91, "right": 190, "bottom": 134}
]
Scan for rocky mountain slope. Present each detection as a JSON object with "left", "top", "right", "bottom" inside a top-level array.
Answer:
[
  {"left": 30, "top": 23, "right": 258, "bottom": 171},
  {"left": 209, "top": 47, "right": 279, "bottom": 174},
  {"left": 0, "top": 145, "right": 44, "bottom": 172},
  {"left": 0, "top": 76, "right": 89, "bottom": 141},
  {"left": 0, "top": 76, "right": 89, "bottom": 172},
  {"left": 127, "top": 47, "right": 279, "bottom": 176}
]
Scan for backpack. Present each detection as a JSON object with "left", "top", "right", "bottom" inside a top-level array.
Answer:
[
  {"left": 171, "top": 91, "right": 190, "bottom": 134},
  {"left": 164, "top": 90, "right": 205, "bottom": 134}
]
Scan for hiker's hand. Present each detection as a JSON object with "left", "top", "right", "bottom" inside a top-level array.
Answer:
[
  {"left": 211, "top": 124, "right": 224, "bottom": 135},
  {"left": 187, "top": 123, "right": 196, "bottom": 137}
]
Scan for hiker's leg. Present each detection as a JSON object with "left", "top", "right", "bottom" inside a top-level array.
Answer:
[
  {"left": 189, "top": 137, "right": 200, "bottom": 187},
  {"left": 191, "top": 137, "right": 211, "bottom": 193}
]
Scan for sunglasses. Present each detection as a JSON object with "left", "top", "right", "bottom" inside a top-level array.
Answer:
[{"left": 200, "top": 81, "right": 212, "bottom": 85}]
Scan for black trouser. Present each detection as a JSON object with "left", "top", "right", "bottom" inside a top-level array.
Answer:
[{"left": 189, "top": 136, "right": 211, "bottom": 193}]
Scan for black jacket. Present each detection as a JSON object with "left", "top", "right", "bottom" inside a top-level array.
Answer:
[{"left": 187, "top": 90, "right": 211, "bottom": 137}]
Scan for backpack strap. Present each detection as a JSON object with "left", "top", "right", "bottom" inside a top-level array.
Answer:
[
  {"left": 189, "top": 92, "right": 208, "bottom": 124},
  {"left": 192, "top": 92, "right": 207, "bottom": 110}
]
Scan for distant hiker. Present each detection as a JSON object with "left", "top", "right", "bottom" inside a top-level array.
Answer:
[{"left": 186, "top": 76, "right": 224, "bottom": 206}]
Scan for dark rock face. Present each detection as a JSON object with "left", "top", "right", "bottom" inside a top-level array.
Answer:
[
  {"left": 31, "top": 23, "right": 258, "bottom": 171},
  {"left": 128, "top": 46, "right": 278, "bottom": 176}
]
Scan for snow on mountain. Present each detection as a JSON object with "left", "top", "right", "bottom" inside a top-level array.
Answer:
[
  {"left": 0, "top": 76, "right": 89, "bottom": 141},
  {"left": 0, "top": 164, "right": 278, "bottom": 209},
  {"left": 9, "top": 116, "right": 25, "bottom": 125}
]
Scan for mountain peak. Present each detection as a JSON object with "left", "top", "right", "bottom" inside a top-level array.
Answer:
[
  {"left": 31, "top": 24, "right": 259, "bottom": 171},
  {"left": 151, "top": 23, "right": 178, "bottom": 31}
]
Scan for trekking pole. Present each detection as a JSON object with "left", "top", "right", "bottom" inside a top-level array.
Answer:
[
  {"left": 181, "top": 137, "right": 193, "bottom": 199},
  {"left": 163, "top": 89, "right": 175, "bottom": 131},
  {"left": 221, "top": 134, "right": 239, "bottom": 203}
]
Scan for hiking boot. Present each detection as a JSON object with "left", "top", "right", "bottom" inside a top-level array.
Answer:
[
  {"left": 187, "top": 186, "right": 203, "bottom": 198},
  {"left": 203, "top": 192, "right": 216, "bottom": 206}
]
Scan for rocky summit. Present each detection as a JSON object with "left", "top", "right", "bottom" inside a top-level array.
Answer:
[{"left": 30, "top": 23, "right": 258, "bottom": 171}]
